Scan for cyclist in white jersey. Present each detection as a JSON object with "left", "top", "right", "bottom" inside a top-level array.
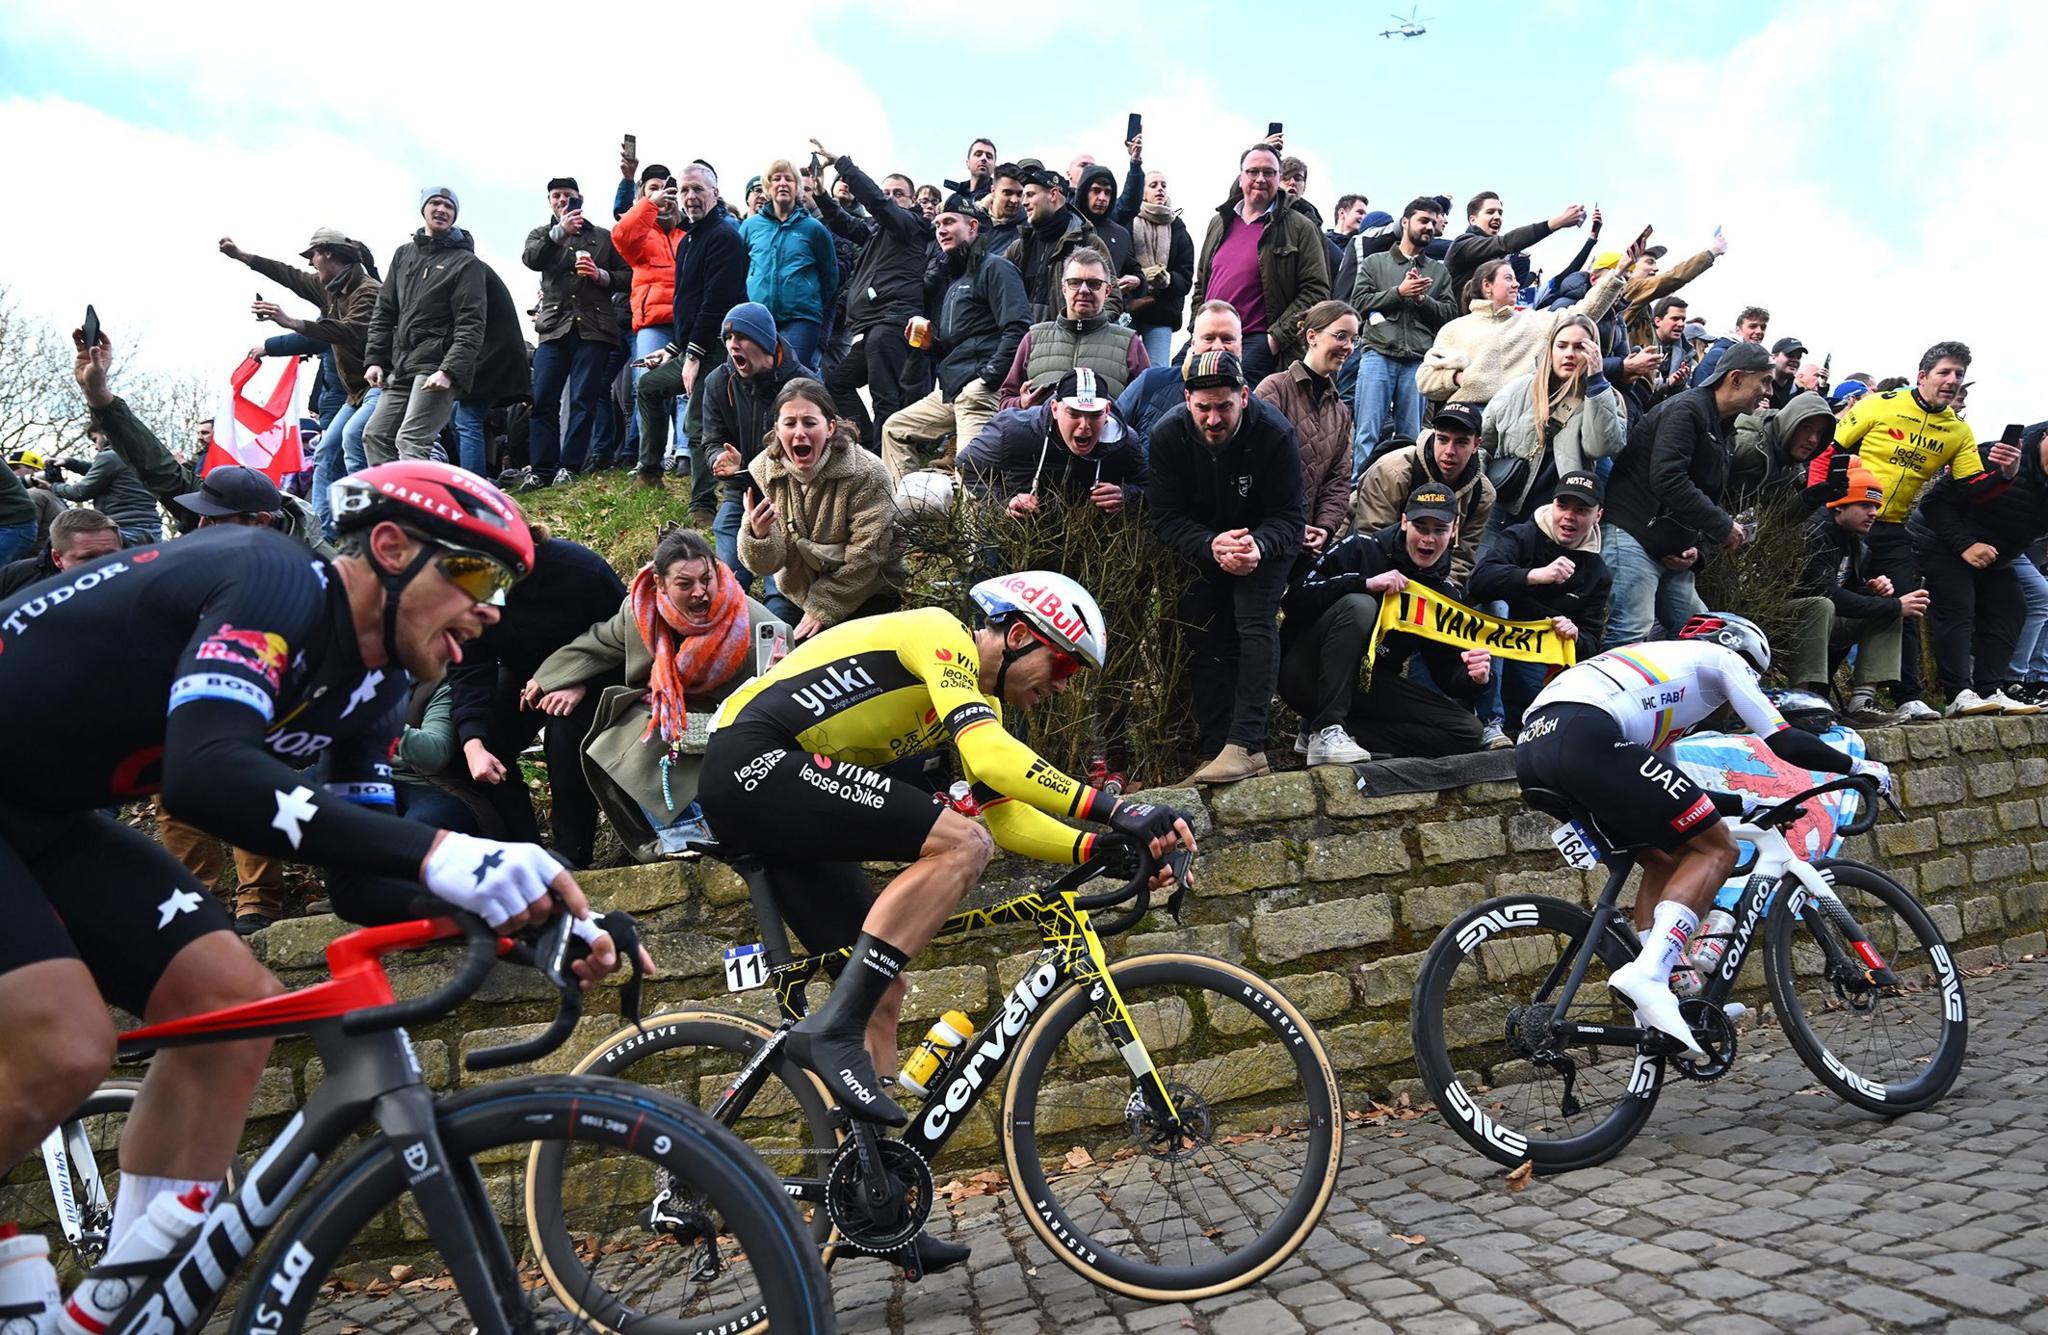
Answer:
[{"left": 1517, "top": 612, "right": 1892, "bottom": 1056}]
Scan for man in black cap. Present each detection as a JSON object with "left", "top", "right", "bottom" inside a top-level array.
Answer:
[
  {"left": 1468, "top": 470, "right": 1612, "bottom": 730},
  {"left": 1602, "top": 339, "right": 1774, "bottom": 645},
  {"left": 1768, "top": 335, "right": 1818, "bottom": 409},
  {"left": 1281, "top": 479, "right": 1491, "bottom": 762},
  {"left": 1353, "top": 399, "right": 1493, "bottom": 583},
  {"left": 173, "top": 466, "right": 283, "bottom": 528},
  {"left": 1002, "top": 166, "right": 1113, "bottom": 322},
  {"left": 1148, "top": 349, "right": 1304, "bottom": 783}
]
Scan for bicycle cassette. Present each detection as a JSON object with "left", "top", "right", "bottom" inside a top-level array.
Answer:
[
  {"left": 1672, "top": 997, "right": 1738, "bottom": 1081},
  {"left": 825, "top": 1138, "right": 933, "bottom": 1254}
]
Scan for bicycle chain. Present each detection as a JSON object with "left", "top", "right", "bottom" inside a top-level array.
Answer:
[
  {"left": 1671, "top": 998, "right": 1738, "bottom": 1082},
  {"left": 824, "top": 1138, "right": 934, "bottom": 1254}
]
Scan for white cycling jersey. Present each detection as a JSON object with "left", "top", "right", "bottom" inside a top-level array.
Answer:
[{"left": 1528, "top": 640, "right": 1790, "bottom": 751}]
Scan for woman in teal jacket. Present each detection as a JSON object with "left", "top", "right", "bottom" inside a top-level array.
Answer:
[{"left": 739, "top": 160, "right": 839, "bottom": 372}]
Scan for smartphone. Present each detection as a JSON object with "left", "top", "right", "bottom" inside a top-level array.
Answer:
[
  {"left": 2002, "top": 423, "right": 2026, "bottom": 447},
  {"left": 81, "top": 305, "right": 99, "bottom": 350},
  {"left": 565, "top": 194, "right": 584, "bottom": 213},
  {"left": 1267, "top": 121, "right": 1283, "bottom": 137},
  {"left": 1126, "top": 112, "right": 1142, "bottom": 142},
  {"left": 622, "top": 133, "right": 636, "bottom": 159},
  {"left": 254, "top": 291, "right": 266, "bottom": 320}
]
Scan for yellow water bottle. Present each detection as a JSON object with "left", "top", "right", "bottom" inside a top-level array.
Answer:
[{"left": 897, "top": 1011, "right": 976, "bottom": 1099}]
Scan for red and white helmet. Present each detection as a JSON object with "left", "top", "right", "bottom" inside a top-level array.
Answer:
[
  {"left": 330, "top": 461, "right": 535, "bottom": 579},
  {"left": 971, "top": 570, "right": 1107, "bottom": 669}
]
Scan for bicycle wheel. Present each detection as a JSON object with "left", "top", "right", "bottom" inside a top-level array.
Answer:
[
  {"left": 1766, "top": 860, "right": 1968, "bottom": 1114},
  {"left": 1412, "top": 895, "right": 1662, "bottom": 1173},
  {"left": 526, "top": 1009, "right": 840, "bottom": 1335},
  {"left": 234, "top": 1075, "right": 834, "bottom": 1335},
  {"left": 1003, "top": 952, "right": 1342, "bottom": 1301},
  {"left": 0, "top": 1079, "right": 134, "bottom": 1285}
]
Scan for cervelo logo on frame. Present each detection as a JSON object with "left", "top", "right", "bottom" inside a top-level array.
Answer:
[{"left": 993, "top": 575, "right": 1086, "bottom": 644}]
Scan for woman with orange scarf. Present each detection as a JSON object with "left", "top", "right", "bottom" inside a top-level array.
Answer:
[{"left": 530, "top": 527, "right": 778, "bottom": 860}]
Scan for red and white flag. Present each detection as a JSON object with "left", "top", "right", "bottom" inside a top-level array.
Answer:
[{"left": 204, "top": 356, "right": 306, "bottom": 481}]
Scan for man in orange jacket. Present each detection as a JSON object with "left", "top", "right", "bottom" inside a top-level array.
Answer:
[{"left": 613, "top": 165, "right": 687, "bottom": 473}]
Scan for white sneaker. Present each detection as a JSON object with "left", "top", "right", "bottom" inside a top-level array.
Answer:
[
  {"left": 1946, "top": 689, "right": 2002, "bottom": 717},
  {"left": 1480, "top": 720, "right": 1513, "bottom": 750},
  {"left": 1306, "top": 725, "right": 1373, "bottom": 766},
  {"left": 552, "top": 468, "right": 575, "bottom": 486},
  {"left": 1293, "top": 729, "right": 1311, "bottom": 757},
  {"left": 1987, "top": 689, "right": 2043, "bottom": 715},
  {"left": 1894, "top": 698, "right": 1942, "bottom": 724},
  {"left": 1608, "top": 958, "right": 1708, "bottom": 1061}
]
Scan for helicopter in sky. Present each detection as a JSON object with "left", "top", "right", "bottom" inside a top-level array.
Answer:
[{"left": 1380, "top": 6, "right": 1429, "bottom": 38}]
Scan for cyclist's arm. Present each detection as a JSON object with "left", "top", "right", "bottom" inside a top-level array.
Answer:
[
  {"left": 971, "top": 783, "right": 1098, "bottom": 864},
  {"left": 1706, "top": 650, "right": 1856, "bottom": 776},
  {"left": 322, "top": 702, "right": 438, "bottom": 924}
]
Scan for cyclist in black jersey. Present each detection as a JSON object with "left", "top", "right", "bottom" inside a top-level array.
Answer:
[{"left": 0, "top": 454, "right": 640, "bottom": 1258}]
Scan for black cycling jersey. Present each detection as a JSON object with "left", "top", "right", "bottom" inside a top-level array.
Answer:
[{"left": 0, "top": 525, "right": 430, "bottom": 878}]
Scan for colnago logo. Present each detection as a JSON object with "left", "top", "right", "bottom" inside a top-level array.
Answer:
[
  {"left": 1, "top": 561, "right": 129, "bottom": 636},
  {"left": 1720, "top": 874, "right": 1776, "bottom": 981},
  {"left": 922, "top": 962, "right": 1061, "bottom": 1138},
  {"left": 790, "top": 662, "right": 877, "bottom": 717}
]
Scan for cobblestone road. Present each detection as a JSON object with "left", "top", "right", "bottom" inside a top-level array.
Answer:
[{"left": 835, "top": 959, "right": 2047, "bottom": 1335}]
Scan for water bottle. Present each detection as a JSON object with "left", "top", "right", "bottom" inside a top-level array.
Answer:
[
  {"left": 0, "top": 1223, "right": 61, "bottom": 1327},
  {"left": 1689, "top": 908, "right": 1739, "bottom": 976},
  {"left": 59, "top": 1186, "right": 209, "bottom": 1335},
  {"left": 897, "top": 1012, "right": 976, "bottom": 1100}
]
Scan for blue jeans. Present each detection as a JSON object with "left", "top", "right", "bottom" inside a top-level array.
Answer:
[
  {"left": 586, "top": 342, "right": 628, "bottom": 467},
  {"left": 0, "top": 521, "right": 34, "bottom": 565},
  {"left": 2010, "top": 554, "right": 2048, "bottom": 681},
  {"left": 342, "top": 387, "right": 376, "bottom": 474},
  {"left": 1352, "top": 351, "right": 1422, "bottom": 482},
  {"left": 713, "top": 494, "right": 800, "bottom": 621},
  {"left": 452, "top": 400, "right": 489, "bottom": 476},
  {"left": 1470, "top": 599, "right": 1509, "bottom": 724},
  {"left": 1603, "top": 523, "right": 1705, "bottom": 647},
  {"left": 779, "top": 319, "right": 825, "bottom": 376},
  {"left": 1139, "top": 325, "right": 1173, "bottom": 367},
  {"left": 631, "top": 327, "right": 685, "bottom": 464},
  {"left": 1499, "top": 659, "right": 1552, "bottom": 731},
  {"left": 311, "top": 398, "right": 361, "bottom": 534},
  {"left": 528, "top": 338, "right": 609, "bottom": 474}
]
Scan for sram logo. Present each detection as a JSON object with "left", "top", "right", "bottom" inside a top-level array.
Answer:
[{"left": 921, "top": 963, "right": 1060, "bottom": 1139}]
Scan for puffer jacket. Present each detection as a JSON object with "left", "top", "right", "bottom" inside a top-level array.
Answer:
[
  {"left": 610, "top": 196, "right": 684, "bottom": 331},
  {"left": 1479, "top": 369, "right": 1628, "bottom": 517},
  {"left": 523, "top": 218, "right": 631, "bottom": 346},
  {"left": 366, "top": 227, "right": 488, "bottom": 390},
  {"left": 739, "top": 423, "right": 905, "bottom": 627},
  {"left": 739, "top": 207, "right": 839, "bottom": 327},
  {"left": 1254, "top": 361, "right": 1351, "bottom": 538}
]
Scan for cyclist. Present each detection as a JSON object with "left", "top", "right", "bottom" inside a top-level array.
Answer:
[
  {"left": 0, "top": 457, "right": 637, "bottom": 1292},
  {"left": 1514, "top": 612, "right": 1890, "bottom": 1058},
  {"left": 698, "top": 572, "right": 1197, "bottom": 1133}
]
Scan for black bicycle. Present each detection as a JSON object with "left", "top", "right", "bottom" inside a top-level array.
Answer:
[
  {"left": 61, "top": 907, "right": 833, "bottom": 1335},
  {"left": 1411, "top": 775, "right": 1968, "bottom": 1172},
  {"left": 529, "top": 840, "right": 1343, "bottom": 1333}
]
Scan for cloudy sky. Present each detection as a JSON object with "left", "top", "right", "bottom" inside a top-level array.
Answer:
[{"left": 1, "top": 0, "right": 2040, "bottom": 430}]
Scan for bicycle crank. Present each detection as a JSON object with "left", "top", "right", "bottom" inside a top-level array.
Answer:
[
  {"left": 824, "top": 1139, "right": 932, "bottom": 1254},
  {"left": 1671, "top": 997, "right": 1738, "bottom": 1081}
]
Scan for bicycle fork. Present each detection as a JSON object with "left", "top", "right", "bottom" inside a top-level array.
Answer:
[{"left": 37, "top": 1119, "right": 107, "bottom": 1255}]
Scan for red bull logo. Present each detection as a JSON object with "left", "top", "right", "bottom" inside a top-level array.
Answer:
[
  {"left": 196, "top": 623, "right": 291, "bottom": 689},
  {"left": 994, "top": 576, "right": 1086, "bottom": 645}
]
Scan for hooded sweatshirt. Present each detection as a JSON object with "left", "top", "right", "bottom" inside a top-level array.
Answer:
[
  {"left": 1283, "top": 524, "right": 1482, "bottom": 696},
  {"left": 1728, "top": 391, "right": 1835, "bottom": 514},
  {"left": 1467, "top": 504, "right": 1612, "bottom": 654}
]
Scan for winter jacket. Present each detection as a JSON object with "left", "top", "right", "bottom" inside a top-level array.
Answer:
[
  {"left": 958, "top": 403, "right": 1148, "bottom": 509},
  {"left": 1444, "top": 218, "right": 1557, "bottom": 302},
  {"left": 739, "top": 207, "right": 839, "bottom": 328},
  {"left": 0, "top": 549, "right": 56, "bottom": 599},
  {"left": 1004, "top": 206, "right": 1118, "bottom": 322},
  {"left": 1907, "top": 437, "right": 2048, "bottom": 564},
  {"left": 1479, "top": 370, "right": 1628, "bottom": 517},
  {"left": 239, "top": 254, "right": 381, "bottom": 403},
  {"left": 1352, "top": 246, "right": 1457, "bottom": 360},
  {"left": 739, "top": 423, "right": 905, "bottom": 627},
  {"left": 812, "top": 154, "right": 931, "bottom": 333},
  {"left": 1604, "top": 384, "right": 1742, "bottom": 558},
  {"left": 1618, "top": 249, "right": 1718, "bottom": 351},
  {"left": 1467, "top": 504, "right": 1612, "bottom": 655},
  {"left": 1147, "top": 395, "right": 1305, "bottom": 569},
  {"left": 1417, "top": 268, "right": 1623, "bottom": 406},
  {"left": 1192, "top": 198, "right": 1330, "bottom": 363},
  {"left": 448, "top": 538, "right": 628, "bottom": 747},
  {"left": 667, "top": 202, "right": 750, "bottom": 364},
  {"left": 923, "top": 242, "right": 1031, "bottom": 401},
  {"left": 51, "top": 448, "right": 160, "bottom": 537},
  {"left": 1798, "top": 509, "right": 1903, "bottom": 618},
  {"left": 1330, "top": 218, "right": 1409, "bottom": 320},
  {"left": 701, "top": 339, "right": 807, "bottom": 499},
  {"left": 1837, "top": 387, "right": 1987, "bottom": 524},
  {"left": 996, "top": 315, "right": 1148, "bottom": 411},
  {"left": 366, "top": 227, "right": 488, "bottom": 390},
  {"left": 1354, "top": 437, "right": 1496, "bottom": 583},
  {"left": 1254, "top": 362, "right": 1351, "bottom": 538},
  {"left": 1116, "top": 365, "right": 1186, "bottom": 444},
  {"left": 610, "top": 197, "right": 684, "bottom": 331},
  {"left": 523, "top": 218, "right": 631, "bottom": 347},
  {"left": 1114, "top": 161, "right": 1196, "bottom": 332},
  {"left": 0, "top": 464, "right": 35, "bottom": 531},
  {"left": 1727, "top": 392, "right": 1835, "bottom": 515},
  {"left": 1074, "top": 164, "right": 1141, "bottom": 279},
  {"left": 1284, "top": 524, "right": 1481, "bottom": 697}
]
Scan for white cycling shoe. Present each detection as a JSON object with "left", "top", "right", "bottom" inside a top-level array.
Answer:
[{"left": 1609, "top": 958, "right": 1708, "bottom": 1061}]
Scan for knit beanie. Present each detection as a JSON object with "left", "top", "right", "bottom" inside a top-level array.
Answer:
[
  {"left": 722, "top": 302, "right": 778, "bottom": 355},
  {"left": 419, "top": 186, "right": 460, "bottom": 217}
]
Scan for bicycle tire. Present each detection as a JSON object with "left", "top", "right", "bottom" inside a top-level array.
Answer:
[
  {"left": 527, "top": 1009, "right": 842, "bottom": 1335},
  {"left": 1412, "top": 895, "right": 1662, "bottom": 1173},
  {"left": 1765, "top": 859, "right": 1968, "bottom": 1115},
  {"left": 1002, "top": 952, "right": 1342, "bottom": 1300},
  {"left": 0, "top": 1079, "right": 137, "bottom": 1285},
  {"left": 232, "top": 1074, "right": 835, "bottom": 1335}
]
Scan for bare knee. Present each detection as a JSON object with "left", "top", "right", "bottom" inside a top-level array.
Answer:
[
  {"left": 927, "top": 812, "right": 994, "bottom": 878},
  {"left": 145, "top": 934, "right": 283, "bottom": 1025},
  {"left": 0, "top": 971, "right": 117, "bottom": 1136}
]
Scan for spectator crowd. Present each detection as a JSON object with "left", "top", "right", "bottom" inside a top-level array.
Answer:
[{"left": 3, "top": 118, "right": 2034, "bottom": 921}]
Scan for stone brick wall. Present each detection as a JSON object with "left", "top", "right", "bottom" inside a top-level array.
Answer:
[{"left": 213, "top": 717, "right": 2048, "bottom": 1156}]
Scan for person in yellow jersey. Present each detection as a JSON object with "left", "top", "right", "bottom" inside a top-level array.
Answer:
[
  {"left": 698, "top": 571, "right": 1197, "bottom": 1136},
  {"left": 1833, "top": 341, "right": 1982, "bottom": 720}
]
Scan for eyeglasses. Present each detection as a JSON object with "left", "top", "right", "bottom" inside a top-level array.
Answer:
[
  {"left": 436, "top": 550, "right": 517, "bottom": 606},
  {"left": 1062, "top": 277, "right": 1108, "bottom": 291},
  {"left": 1241, "top": 167, "right": 1279, "bottom": 179},
  {"left": 1025, "top": 624, "right": 1082, "bottom": 681}
]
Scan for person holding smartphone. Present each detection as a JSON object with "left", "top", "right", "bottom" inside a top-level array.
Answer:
[{"left": 519, "top": 178, "right": 632, "bottom": 489}]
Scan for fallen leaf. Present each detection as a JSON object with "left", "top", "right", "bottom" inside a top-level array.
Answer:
[
  {"left": 388, "top": 1264, "right": 413, "bottom": 1283},
  {"left": 1388, "top": 1130, "right": 1408, "bottom": 1139},
  {"left": 1062, "top": 1145, "right": 1096, "bottom": 1172},
  {"left": 1505, "top": 1160, "right": 1534, "bottom": 1192},
  {"left": 1392, "top": 1232, "right": 1427, "bottom": 1245}
]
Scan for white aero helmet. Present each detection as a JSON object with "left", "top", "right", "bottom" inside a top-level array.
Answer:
[{"left": 969, "top": 570, "right": 1108, "bottom": 670}]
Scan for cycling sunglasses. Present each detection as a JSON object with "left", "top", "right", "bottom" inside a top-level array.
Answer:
[
  {"left": 436, "top": 550, "right": 517, "bottom": 606},
  {"left": 1024, "top": 624, "right": 1082, "bottom": 681}
]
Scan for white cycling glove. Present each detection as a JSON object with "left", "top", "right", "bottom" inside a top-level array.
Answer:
[
  {"left": 422, "top": 832, "right": 565, "bottom": 927},
  {"left": 1850, "top": 757, "right": 1893, "bottom": 797}
]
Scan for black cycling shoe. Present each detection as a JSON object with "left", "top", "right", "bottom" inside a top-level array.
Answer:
[
  {"left": 785, "top": 1023, "right": 907, "bottom": 1127},
  {"left": 908, "top": 1230, "right": 970, "bottom": 1276}
]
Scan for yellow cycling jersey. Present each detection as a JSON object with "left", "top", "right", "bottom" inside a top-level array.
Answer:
[
  {"left": 1835, "top": 389, "right": 1982, "bottom": 523},
  {"left": 714, "top": 606, "right": 1111, "bottom": 863}
]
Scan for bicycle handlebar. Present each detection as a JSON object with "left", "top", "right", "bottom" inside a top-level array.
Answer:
[
  {"left": 1050, "top": 839, "right": 1194, "bottom": 937},
  {"left": 466, "top": 910, "right": 586, "bottom": 1071},
  {"left": 1739, "top": 774, "right": 1883, "bottom": 838}
]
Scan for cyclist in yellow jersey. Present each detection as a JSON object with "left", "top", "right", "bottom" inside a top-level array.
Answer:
[{"left": 699, "top": 570, "right": 1198, "bottom": 1136}]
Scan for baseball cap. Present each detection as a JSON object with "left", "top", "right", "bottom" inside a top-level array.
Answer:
[
  {"left": 1051, "top": 368, "right": 1125, "bottom": 441},
  {"left": 1181, "top": 350, "right": 1245, "bottom": 391},
  {"left": 299, "top": 226, "right": 354, "bottom": 260},
  {"left": 1827, "top": 378, "right": 1871, "bottom": 409},
  {"left": 1553, "top": 471, "right": 1604, "bottom": 507},
  {"left": 1771, "top": 337, "right": 1808, "bottom": 357},
  {"left": 1682, "top": 320, "right": 1709, "bottom": 344},
  {"left": 1830, "top": 459, "right": 1884, "bottom": 509},
  {"left": 1404, "top": 481, "right": 1460, "bottom": 523},
  {"left": 175, "top": 465, "right": 282, "bottom": 517},
  {"left": 1590, "top": 250, "right": 1623, "bottom": 273},
  {"left": 1431, "top": 402, "right": 1483, "bottom": 436},
  {"left": 1644, "top": 244, "right": 1668, "bottom": 260},
  {"left": 1699, "top": 340, "right": 1771, "bottom": 388}
]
